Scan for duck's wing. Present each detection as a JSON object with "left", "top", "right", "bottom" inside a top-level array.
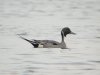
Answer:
[
  {"left": 37, "top": 40, "right": 61, "bottom": 48},
  {"left": 35, "top": 40, "right": 60, "bottom": 45},
  {"left": 34, "top": 40, "right": 60, "bottom": 48}
]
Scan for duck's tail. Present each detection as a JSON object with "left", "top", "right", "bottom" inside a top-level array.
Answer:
[
  {"left": 19, "top": 35, "right": 32, "bottom": 43},
  {"left": 18, "top": 35, "right": 39, "bottom": 48}
]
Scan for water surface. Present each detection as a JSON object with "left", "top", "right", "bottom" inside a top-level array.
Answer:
[{"left": 0, "top": 0, "right": 100, "bottom": 75}]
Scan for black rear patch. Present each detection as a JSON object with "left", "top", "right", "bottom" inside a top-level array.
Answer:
[
  {"left": 32, "top": 43, "right": 39, "bottom": 48},
  {"left": 53, "top": 43, "right": 57, "bottom": 45}
]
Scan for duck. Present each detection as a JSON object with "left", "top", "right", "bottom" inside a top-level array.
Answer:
[{"left": 19, "top": 27, "right": 76, "bottom": 49}]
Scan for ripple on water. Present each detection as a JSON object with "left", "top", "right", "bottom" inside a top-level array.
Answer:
[
  {"left": 89, "top": 60, "right": 100, "bottom": 64},
  {"left": 0, "top": 24, "right": 2, "bottom": 27},
  {"left": 23, "top": 61, "right": 92, "bottom": 66},
  {"left": 96, "top": 37, "right": 100, "bottom": 39},
  {"left": 81, "top": 68, "right": 95, "bottom": 70}
]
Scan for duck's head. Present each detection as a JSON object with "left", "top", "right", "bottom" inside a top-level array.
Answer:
[{"left": 61, "top": 27, "right": 76, "bottom": 37}]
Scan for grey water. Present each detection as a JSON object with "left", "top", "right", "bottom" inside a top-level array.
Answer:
[{"left": 0, "top": 0, "right": 100, "bottom": 75}]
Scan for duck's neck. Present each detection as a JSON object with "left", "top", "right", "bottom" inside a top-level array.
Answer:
[
  {"left": 61, "top": 31, "right": 67, "bottom": 49},
  {"left": 61, "top": 31, "right": 64, "bottom": 42}
]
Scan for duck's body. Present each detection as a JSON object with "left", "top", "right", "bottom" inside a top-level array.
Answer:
[
  {"left": 20, "top": 38, "right": 66, "bottom": 49},
  {"left": 19, "top": 27, "right": 75, "bottom": 49}
]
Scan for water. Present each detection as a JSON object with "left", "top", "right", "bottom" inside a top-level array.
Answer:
[{"left": 0, "top": 0, "right": 100, "bottom": 75}]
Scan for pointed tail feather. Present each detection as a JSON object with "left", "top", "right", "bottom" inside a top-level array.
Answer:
[
  {"left": 18, "top": 35, "right": 32, "bottom": 43},
  {"left": 18, "top": 35, "right": 39, "bottom": 48}
]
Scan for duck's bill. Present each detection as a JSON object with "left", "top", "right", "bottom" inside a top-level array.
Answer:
[{"left": 70, "top": 32, "right": 76, "bottom": 35}]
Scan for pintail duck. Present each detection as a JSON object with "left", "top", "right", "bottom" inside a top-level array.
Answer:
[{"left": 19, "top": 27, "right": 75, "bottom": 49}]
